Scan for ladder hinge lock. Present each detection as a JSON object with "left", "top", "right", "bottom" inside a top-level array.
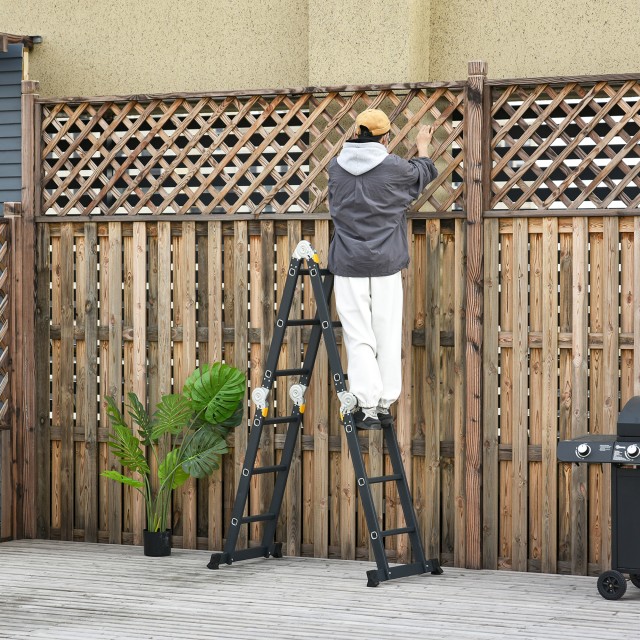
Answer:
[
  {"left": 251, "top": 386, "right": 270, "bottom": 410},
  {"left": 289, "top": 383, "right": 308, "bottom": 407}
]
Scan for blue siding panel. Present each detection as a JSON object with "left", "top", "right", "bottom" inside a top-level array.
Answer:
[{"left": 0, "top": 44, "right": 23, "bottom": 215}]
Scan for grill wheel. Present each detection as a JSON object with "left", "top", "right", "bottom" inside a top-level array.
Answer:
[
  {"left": 597, "top": 570, "right": 627, "bottom": 600},
  {"left": 630, "top": 574, "right": 640, "bottom": 589}
]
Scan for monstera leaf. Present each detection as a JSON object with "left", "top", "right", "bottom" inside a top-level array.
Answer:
[
  {"left": 158, "top": 449, "right": 190, "bottom": 490},
  {"left": 151, "top": 394, "right": 193, "bottom": 439},
  {"left": 183, "top": 363, "right": 246, "bottom": 425},
  {"left": 180, "top": 428, "right": 228, "bottom": 478}
]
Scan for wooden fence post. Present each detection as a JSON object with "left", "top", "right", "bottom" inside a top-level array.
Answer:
[{"left": 464, "top": 61, "right": 488, "bottom": 569}]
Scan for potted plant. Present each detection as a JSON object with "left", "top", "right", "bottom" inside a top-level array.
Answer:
[{"left": 102, "top": 362, "right": 246, "bottom": 556}]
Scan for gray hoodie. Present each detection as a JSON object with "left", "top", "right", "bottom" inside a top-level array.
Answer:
[{"left": 328, "top": 141, "right": 438, "bottom": 277}]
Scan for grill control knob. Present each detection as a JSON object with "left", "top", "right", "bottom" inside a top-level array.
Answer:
[
  {"left": 626, "top": 444, "right": 640, "bottom": 460},
  {"left": 576, "top": 443, "right": 591, "bottom": 458}
]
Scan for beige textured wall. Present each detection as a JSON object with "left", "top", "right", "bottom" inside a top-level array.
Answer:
[
  {"left": 429, "top": 0, "right": 640, "bottom": 80},
  {"left": 2, "top": 0, "right": 639, "bottom": 96},
  {"left": 308, "top": 0, "right": 430, "bottom": 86},
  {"left": 1, "top": 0, "right": 309, "bottom": 97}
]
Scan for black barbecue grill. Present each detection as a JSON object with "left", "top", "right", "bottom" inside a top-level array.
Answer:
[{"left": 558, "top": 396, "right": 640, "bottom": 600}]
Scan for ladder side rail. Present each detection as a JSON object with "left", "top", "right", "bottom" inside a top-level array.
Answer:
[
  {"left": 259, "top": 411, "right": 303, "bottom": 550},
  {"left": 383, "top": 425, "right": 429, "bottom": 568},
  {"left": 221, "top": 414, "right": 268, "bottom": 560},
  {"left": 342, "top": 417, "right": 392, "bottom": 580}
]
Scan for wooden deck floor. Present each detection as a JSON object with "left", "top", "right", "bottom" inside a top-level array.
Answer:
[{"left": 0, "top": 540, "right": 637, "bottom": 639}]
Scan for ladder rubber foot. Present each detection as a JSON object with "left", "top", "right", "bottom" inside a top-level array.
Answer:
[
  {"left": 430, "top": 558, "right": 444, "bottom": 575},
  {"left": 271, "top": 542, "right": 283, "bottom": 558},
  {"left": 366, "top": 570, "right": 380, "bottom": 588},
  {"left": 207, "top": 553, "right": 223, "bottom": 570}
]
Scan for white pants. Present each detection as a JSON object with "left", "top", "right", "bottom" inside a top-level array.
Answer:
[{"left": 333, "top": 272, "right": 403, "bottom": 409}]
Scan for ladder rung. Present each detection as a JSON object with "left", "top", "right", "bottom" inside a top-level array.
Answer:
[
  {"left": 241, "top": 513, "right": 276, "bottom": 524},
  {"left": 274, "top": 368, "right": 310, "bottom": 376},
  {"left": 251, "top": 465, "right": 287, "bottom": 475},
  {"left": 368, "top": 474, "right": 402, "bottom": 484},
  {"left": 381, "top": 526, "right": 415, "bottom": 538},
  {"left": 262, "top": 415, "right": 300, "bottom": 425},
  {"left": 286, "top": 319, "right": 321, "bottom": 326},
  {"left": 298, "top": 268, "right": 332, "bottom": 275}
]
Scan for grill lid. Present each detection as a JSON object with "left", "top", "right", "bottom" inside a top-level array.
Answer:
[{"left": 617, "top": 396, "right": 640, "bottom": 438}]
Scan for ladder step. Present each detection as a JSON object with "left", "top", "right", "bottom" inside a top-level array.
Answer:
[
  {"left": 381, "top": 526, "right": 415, "bottom": 538},
  {"left": 285, "top": 319, "right": 342, "bottom": 327},
  {"left": 368, "top": 474, "right": 402, "bottom": 484},
  {"left": 241, "top": 513, "right": 276, "bottom": 524},
  {"left": 274, "top": 368, "right": 310, "bottom": 377},
  {"left": 262, "top": 415, "right": 300, "bottom": 425},
  {"left": 251, "top": 465, "right": 287, "bottom": 475},
  {"left": 298, "top": 268, "right": 332, "bottom": 275}
]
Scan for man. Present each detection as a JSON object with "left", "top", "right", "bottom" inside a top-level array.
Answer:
[{"left": 328, "top": 108, "right": 437, "bottom": 429}]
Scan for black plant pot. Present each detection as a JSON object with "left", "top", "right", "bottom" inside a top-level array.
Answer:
[{"left": 143, "top": 529, "right": 172, "bottom": 557}]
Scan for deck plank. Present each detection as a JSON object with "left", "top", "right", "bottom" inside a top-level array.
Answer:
[{"left": 0, "top": 540, "right": 637, "bottom": 639}]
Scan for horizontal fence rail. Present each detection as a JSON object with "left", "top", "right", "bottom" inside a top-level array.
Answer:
[{"left": 5, "top": 68, "right": 640, "bottom": 577}]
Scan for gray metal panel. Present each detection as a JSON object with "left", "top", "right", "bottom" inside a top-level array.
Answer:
[{"left": 0, "top": 43, "right": 23, "bottom": 216}]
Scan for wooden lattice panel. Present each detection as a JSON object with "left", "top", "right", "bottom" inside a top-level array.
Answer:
[
  {"left": 0, "top": 223, "right": 9, "bottom": 428},
  {"left": 490, "top": 81, "right": 640, "bottom": 211},
  {"left": 40, "top": 87, "right": 464, "bottom": 216}
]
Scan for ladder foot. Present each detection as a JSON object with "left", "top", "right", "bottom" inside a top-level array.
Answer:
[
  {"left": 366, "top": 570, "right": 380, "bottom": 588},
  {"left": 207, "top": 553, "right": 224, "bottom": 570},
  {"left": 271, "top": 542, "right": 283, "bottom": 558},
  {"left": 429, "top": 558, "right": 444, "bottom": 575}
]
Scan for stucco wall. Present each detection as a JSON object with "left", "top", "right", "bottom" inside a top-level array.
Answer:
[
  {"left": 429, "top": 0, "right": 640, "bottom": 80},
  {"left": 1, "top": 0, "right": 309, "bottom": 97},
  {"left": 1, "top": 0, "right": 639, "bottom": 97}
]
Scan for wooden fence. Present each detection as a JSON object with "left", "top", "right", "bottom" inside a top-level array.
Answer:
[{"left": 2, "top": 64, "right": 640, "bottom": 575}]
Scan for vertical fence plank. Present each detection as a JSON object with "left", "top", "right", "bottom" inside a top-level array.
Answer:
[
  {"left": 499, "top": 227, "right": 513, "bottom": 568},
  {"left": 107, "top": 222, "right": 123, "bottom": 544},
  {"left": 620, "top": 230, "right": 634, "bottom": 406},
  {"left": 571, "top": 217, "right": 588, "bottom": 576},
  {"left": 206, "top": 221, "right": 224, "bottom": 550},
  {"left": 528, "top": 230, "right": 542, "bottom": 569},
  {"left": 558, "top": 230, "right": 573, "bottom": 565},
  {"left": 233, "top": 221, "right": 249, "bottom": 550},
  {"left": 602, "top": 217, "right": 619, "bottom": 571},
  {"left": 75, "top": 234, "right": 86, "bottom": 537},
  {"left": 259, "top": 221, "right": 275, "bottom": 550},
  {"left": 122, "top": 232, "right": 134, "bottom": 536},
  {"left": 424, "top": 219, "right": 440, "bottom": 561},
  {"left": 156, "top": 222, "right": 172, "bottom": 536},
  {"left": 132, "top": 222, "right": 147, "bottom": 544},
  {"left": 35, "top": 223, "right": 51, "bottom": 539},
  {"left": 588, "top": 228, "right": 603, "bottom": 572},
  {"left": 312, "top": 220, "right": 329, "bottom": 558},
  {"left": 59, "top": 224, "right": 74, "bottom": 541},
  {"left": 98, "top": 231, "right": 110, "bottom": 536},
  {"left": 83, "top": 224, "right": 98, "bottom": 542},
  {"left": 464, "top": 60, "right": 487, "bottom": 569},
  {"left": 482, "top": 219, "right": 499, "bottom": 569},
  {"left": 635, "top": 218, "right": 640, "bottom": 398},
  {"left": 512, "top": 217, "right": 528, "bottom": 572},
  {"left": 541, "top": 217, "right": 558, "bottom": 574},
  {"left": 147, "top": 226, "right": 159, "bottom": 524},
  {"left": 183, "top": 222, "right": 197, "bottom": 548},
  {"left": 412, "top": 226, "right": 427, "bottom": 562}
]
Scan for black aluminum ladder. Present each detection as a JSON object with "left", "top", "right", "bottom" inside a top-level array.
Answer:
[{"left": 207, "top": 241, "right": 443, "bottom": 587}]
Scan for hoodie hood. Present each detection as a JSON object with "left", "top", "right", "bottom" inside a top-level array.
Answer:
[{"left": 336, "top": 142, "right": 388, "bottom": 176}]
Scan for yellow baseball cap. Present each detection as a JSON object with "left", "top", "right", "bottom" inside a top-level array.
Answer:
[{"left": 355, "top": 109, "right": 391, "bottom": 136}]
